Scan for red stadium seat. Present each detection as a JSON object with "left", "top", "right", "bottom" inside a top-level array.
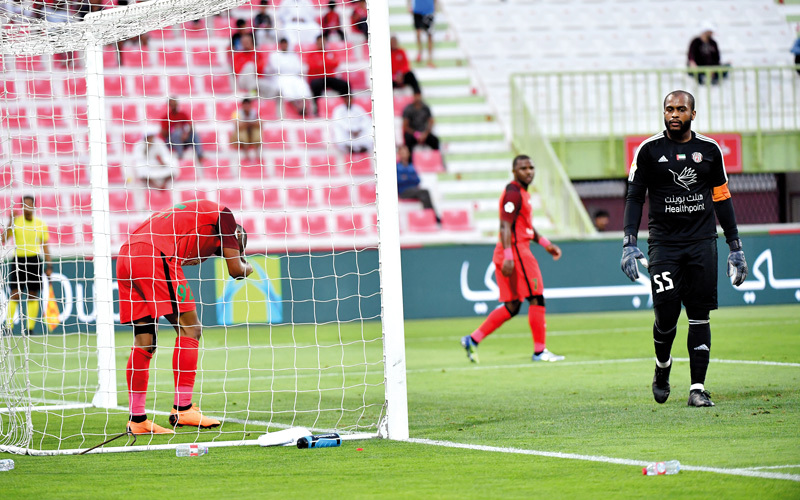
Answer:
[
  {"left": 109, "top": 190, "right": 136, "bottom": 213},
  {"left": 336, "top": 212, "right": 367, "bottom": 235},
  {"left": 297, "top": 125, "right": 325, "bottom": 146},
  {"left": 22, "top": 164, "right": 53, "bottom": 186},
  {"left": 240, "top": 163, "right": 267, "bottom": 180},
  {"left": 107, "top": 163, "right": 125, "bottom": 185},
  {"left": 1, "top": 165, "right": 13, "bottom": 188},
  {"left": 16, "top": 55, "right": 45, "bottom": 71},
  {"left": 12, "top": 136, "right": 38, "bottom": 156},
  {"left": 110, "top": 104, "right": 140, "bottom": 125},
  {"left": 287, "top": 187, "right": 312, "bottom": 207},
  {"left": 26, "top": 79, "right": 53, "bottom": 98},
  {"left": 393, "top": 95, "right": 414, "bottom": 117},
  {"left": 120, "top": 47, "right": 151, "bottom": 68},
  {"left": 64, "top": 78, "right": 87, "bottom": 96},
  {"left": 253, "top": 188, "right": 282, "bottom": 209},
  {"left": 202, "top": 160, "right": 234, "bottom": 180},
  {"left": 59, "top": 164, "right": 88, "bottom": 186},
  {"left": 50, "top": 224, "right": 76, "bottom": 245},
  {"left": 299, "top": 214, "right": 329, "bottom": 236},
  {"left": 49, "top": 135, "right": 77, "bottom": 156},
  {"left": 102, "top": 47, "right": 118, "bottom": 67},
  {"left": 265, "top": 215, "right": 292, "bottom": 237},
  {"left": 179, "top": 189, "right": 209, "bottom": 202},
  {"left": 36, "top": 105, "right": 67, "bottom": 128},
  {"left": 259, "top": 99, "right": 278, "bottom": 120},
  {"left": 408, "top": 209, "right": 438, "bottom": 232},
  {"left": 1, "top": 81, "right": 17, "bottom": 99},
  {"left": 73, "top": 105, "right": 88, "bottom": 126},
  {"left": 323, "top": 185, "right": 352, "bottom": 207},
  {"left": 275, "top": 156, "right": 304, "bottom": 178},
  {"left": 262, "top": 128, "right": 288, "bottom": 149},
  {"left": 412, "top": 149, "right": 445, "bottom": 173},
  {"left": 215, "top": 100, "right": 238, "bottom": 122},
  {"left": 158, "top": 49, "right": 186, "bottom": 67},
  {"left": 176, "top": 163, "right": 197, "bottom": 182},
  {"left": 82, "top": 223, "right": 93, "bottom": 244},
  {"left": 4, "top": 107, "right": 28, "bottom": 128},
  {"left": 441, "top": 209, "right": 472, "bottom": 231},
  {"left": 357, "top": 182, "right": 376, "bottom": 205},
  {"left": 191, "top": 47, "right": 220, "bottom": 67},
  {"left": 203, "top": 74, "right": 232, "bottom": 94},
  {"left": 344, "top": 152, "right": 373, "bottom": 176},
  {"left": 103, "top": 75, "right": 126, "bottom": 97},
  {"left": 35, "top": 193, "right": 60, "bottom": 215},
  {"left": 150, "top": 27, "right": 175, "bottom": 40},
  {"left": 134, "top": 75, "right": 164, "bottom": 96},
  {"left": 346, "top": 69, "right": 368, "bottom": 91},
  {"left": 308, "top": 155, "right": 337, "bottom": 178},
  {"left": 168, "top": 75, "right": 194, "bottom": 96},
  {"left": 146, "top": 190, "right": 173, "bottom": 211},
  {"left": 218, "top": 188, "right": 244, "bottom": 211},
  {"left": 70, "top": 192, "right": 92, "bottom": 214},
  {"left": 182, "top": 19, "right": 207, "bottom": 38}
]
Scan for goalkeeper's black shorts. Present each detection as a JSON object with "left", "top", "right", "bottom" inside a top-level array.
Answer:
[{"left": 647, "top": 238, "right": 718, "bottom": 310}]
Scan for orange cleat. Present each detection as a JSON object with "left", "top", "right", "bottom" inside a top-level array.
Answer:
[
  {"left": 127, "top": 419, "right": 175, "bottom": 435},
  {"left": 169, "top": 405, "right": 221, "bottom": 428}
]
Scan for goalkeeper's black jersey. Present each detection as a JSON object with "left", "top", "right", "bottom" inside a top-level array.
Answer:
[{"left": 627, "top": 131, "right": 728, "bottom": 244}]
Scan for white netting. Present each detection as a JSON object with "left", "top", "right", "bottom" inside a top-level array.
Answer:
[{"left": 0, "top": 0, "right": 398, "bottom": 454}]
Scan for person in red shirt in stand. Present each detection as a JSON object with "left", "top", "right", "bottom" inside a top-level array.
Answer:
[
  {"left": 461, "top": 155, "right": 566, "bottom": 364},
  {"left": 321, "top": 1, "right": 344, "bottom": 41},
  {"left": 159, "top": 97, "right": 205, "bottom": 164},
  {"left": 390, "top": 34, "right": 421, "bottom": 94},
  {"left": 305, "top": 34, "right": 351, "bottom": 116},
  {"left": 117, "top": 199, "right": 253, "bottom": 434},
  {"left": 351, "top": 0, "right": 368, "bottom": 40}
]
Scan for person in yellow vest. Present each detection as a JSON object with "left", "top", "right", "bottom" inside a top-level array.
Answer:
[{"left": 2, "top": 195, "right": 52, "bottom": 333}]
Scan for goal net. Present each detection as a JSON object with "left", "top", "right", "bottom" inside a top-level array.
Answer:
[{"left": 0, "top": 0, "right": 407, "bottom": 455}]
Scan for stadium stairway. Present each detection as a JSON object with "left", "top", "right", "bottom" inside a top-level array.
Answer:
[{"left": 387, "top": 0, "right": 554, "bottom": 238}]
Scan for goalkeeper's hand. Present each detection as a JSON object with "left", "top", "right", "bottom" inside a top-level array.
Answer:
[
  {"left": 621, "top": 236, "right": 645, "bottom": 282},
  {"left": 727, "top": 239, "right": 747, "bottom": 287}
]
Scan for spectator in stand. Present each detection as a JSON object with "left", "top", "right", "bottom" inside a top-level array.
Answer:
[
  {"left": 160, "top": 97, "right": 205, "bottom": 163},
  {"left": 321, "top": 1, "right": 344, "bottom": 42},
  {"left": 231, "top": 18, "right": 249, "bottom": 51},
  {"left": 402, "top": 91, "right": 439, "bottom": 152},
  {"left": 277, "top": 0, "right": 321, "bottom": 47},
  {"left": 792, "top": 37, "right": 800, "bottom": 77},
  {"left": 391, "top": 34, "right": 421, "bottom": 94},
  {"left": 230, "top": 98, "right": 261, "bottom": 160},
  {"left": 305, "top": 34, "right": 351, "bottom": 116},
  {"left": 331, "top": 94, "right": 373, "bottom": 154},
  {"left": 351, "top": 0, "right": 368, "bottom": 40},
  {"left": 253, "top": 0, "right": 276, "bottom": 47},
  {"left": 232, "top": 33, "right": 270, "bottom": 96},
  {"left": 132, "top": 126, "right": 178, "bottom": 190},
  {"left": 409, "top": 0, "right": 435, "bottom": 66},
  {"left": 593, "top": 209, "right": 610, "bottom": 232},
  {"left": 268, "top": 37, "right": 313, "bottom": 117},
  {"left": 396, "top": 145, "right": 440, "bottom": 223},
  {"left": 687, "top": 21, "right": 728, "bottom": 85}
]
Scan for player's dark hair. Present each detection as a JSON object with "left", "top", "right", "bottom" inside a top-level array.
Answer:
[
  {"left": 512, "top": 155, "right": 531, "bottom": 168},
  {"left": 22, "top": 195, "right": 35, "bottom": 205},
  {"left": 594, "top": 209, "right": 610, "bottom": 218},
  {"left": 664, "top": 90, "right": 695, "bottom": 111}
]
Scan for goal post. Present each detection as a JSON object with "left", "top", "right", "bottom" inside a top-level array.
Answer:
[{"left": 0, "top": 0, "right": 408, "bottom": 454}]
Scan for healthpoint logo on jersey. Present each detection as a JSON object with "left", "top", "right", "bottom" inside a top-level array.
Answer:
[
  {"left": 670, "top": 167, "right": 698, "bottom": 190},
  {"left": 504, "top": 201, "right": 515, "bottom": 213}
]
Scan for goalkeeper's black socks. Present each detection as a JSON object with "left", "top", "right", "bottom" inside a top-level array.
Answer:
[
  {"left": 174, "top": 403, "right": 193, "bottom": 412},
  {"left": 129, "top": 414, "right": 147, "bottom": 423},
  {"left": 653, "top": 322, "right": 677, "bottom": 365},
  {"left": 687, "top": 321, "right": 711, "bottom": 385}
]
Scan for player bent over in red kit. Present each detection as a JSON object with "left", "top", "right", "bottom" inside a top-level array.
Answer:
[
  {"left": 461, "top": 155, "right": 565, "bottom": 363},
  {"left": 117, "top": 200, "right": 254, "bottom": 434}
]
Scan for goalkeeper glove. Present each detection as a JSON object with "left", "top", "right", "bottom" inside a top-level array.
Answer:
[
  {"left": 620, "top": 235, "right": 645, "bottom": 282},
  {"left": 727, "top": 239, "right": 747, "bottom": 287}
]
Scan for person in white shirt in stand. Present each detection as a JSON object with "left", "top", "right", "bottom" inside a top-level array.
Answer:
[
  {"left": 331, "top": 94, "right": 373, "bottom": 154},
  {"left": 267, "top": 37, "right": 312, "bottom": 117},
  {"left": 132, "top": 126, "right": 178, "bottom": 189}
]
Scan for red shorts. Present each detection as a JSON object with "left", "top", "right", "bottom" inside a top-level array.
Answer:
[
  {"left": 493, "top": 243, "right": 544, "bottom": 302},
  {"left": 117, "top": 243, "right": 196, "bottom": 324}
]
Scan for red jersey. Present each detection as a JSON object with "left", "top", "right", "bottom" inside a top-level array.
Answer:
[
  {"left": 321, "top": 10, "right": 340, "bottom": 29},
  {"left": 498, "top": 181, "right": 535, "bottom": 245},
  {"left": 304, "top": 49, "right": 341, "bottom": 80},
  {"left": 126, "top": 200, "right": 239, "bottom": 264},
  {"left": 159, "top": 107, "right": 192, "bottom": 139},
  {"left": 231, "top": 48, "right": 266, "bottom": 75},
  {"left": 391, "top": 47, "right": 410, "bottom": 77}
]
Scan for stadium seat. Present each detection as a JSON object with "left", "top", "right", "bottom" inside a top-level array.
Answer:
[
  {"left": 64, "top": 77, "right": 87, "bottom": 96},
  {"left": 1, "top": 165, "right": 12, "bottom": 188},
  {"left": 259, "top": 99, "right": 278, "bottom": 120},
  {"left": 357, "top": 182, "right": 376, "bottom": 205},
  {"left": 22, "top": 164, "right": 53, "bottom": 186},
  {"left": 120, "top": 47, "right": 151, "bottom": 68},
  {"left": 393, "top": 94, "right": 413, "bottom": 117},
  {"left": 168, "top": 74, "right": 194, "bottom": 96},
  {"left": 36, "top": 105, "right": 67, "bottom": 128},
  {"left": 15, "top": 55, "right": 45, "bottom": 71},
  {"left": 158, "top": 49, "right": 186, "bottom": 67},
  {"left": 308, "top": 154, "right": 337, "bottom": 178},
  {"left": 59, "top": 164, "right": 88, "bottom": 186},
  {"left": 150, "top": 27, "right": 175, "bottom": 40},
  {"left": 146, "top": 189, "right": 173, "bottom": 211},
  {"left": 412, "top": 149, "right": 445, "bottom": 173},
  {"left": 336, "top": 211, "right": 368, "bottom": 235},
  {"left": 343, "top": 152, "right": 373, "bottom": 176},
  {"left": 134, "top": 75, "right": 164, "bottom": 96},
  {"left": 240, "top": 162, "right": 267, "bottom": 180},
  {"left": 50, "top": 224, "right": 76, "bottom": 246},
  {"left": 407, "top": 209, "right": 439, "bottom": 233},
  {"left": 176, "top": 163, "right": 197, "bottom": 182},
  {"left": 441, "top": 209, "right": 472, "bottom": 231},
  {"left": 70, "top": 192, "right": 92, "bottom": 214},
  {"left": 110, "top": 103, "right": 139, "bottom": 125},
  {"left": 253, "top": 188, "right": 282, "bottom": 209},
  {"left": 218, "top": 188, "right": 244, "bottom": 210},
  {"left": 297, "top": 125, "right": 325, "bottom": 146},
  {"left": 346, "top": 69, "right": 368, "bottom": 91},
  {"left": 4, "top": 107, "right": 28, "bottom": 128},
  {"left": 191, "top": 47, "right": 221, "bottom": 68},
  {"left": 82, "top": 223, "right": 93, "bottom": 243},
  {"left": 49, "top": 135, "right": 77, "bottom": 156},
  {"left": 204, "top": 74, "right": 233, "bottom": 94},
  {"left": 265, "top": 215, "right": 292, "bottom": 237},
  {"left": 73, "top": 105, "right": 88, "bottom": 126},
  {"left": 287, "top": 186, "right": 313, "bottom": 207},
  {"left": 107, "top": 164, "right": 125, "bottom": 185},
  {"left": 109, "top": 190, "right": 136, "bottom": 213},
  {"left": 102, "top": 47, "right": 118, "bottom": 67},
  {"left": 1, "top": 81, "right": 17, "bottom": 99},
  {"left": 275, "top": 156, "right": 304, "bottom": 178},
  {"left": 103, "top": 75, "right": 126, "bottom": 97},
  {"left": 182, "top": 19, "right": 207, "bottom": 38},
  {"left": 299, "top": 214, "right": 329, "bottom": 236},
  {"left": 11, "top": 136, "right": 38, "bottom": 156},
  {"left": 215, "top": 100, "right": 238, "bottom": 122},
  {"left": 35, "top": 193, "right": 60, "bottom": 215},
  {"left": 262, "top": 128, "right": 288, "bottom": 149},
  {"left": 202, "top": 160, "right": 234, "bottom": 180},
  {"left": 179, "top": 189, "right": 209, "bottom": 202},
  {"left": 26, "top": 79, "right": 53, "bottom": 98},
  {"left": 323, "top": 185, "right": 352, "bottom": 207}
]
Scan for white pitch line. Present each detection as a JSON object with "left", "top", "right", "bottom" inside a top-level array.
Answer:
[
  {"left": 742, "top": 464, "right": 800, "bottom": 471},
  {"left": 408, "top": 438, "right": 800, "bottom": 483}
]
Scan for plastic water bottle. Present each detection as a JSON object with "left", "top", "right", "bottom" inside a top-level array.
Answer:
[
  {"left": 0, "top": 459, "right": 15, "bottom": 471},
  {"left": 175, "top": 444, "right": 208, "bottom": 457},
  {"left": 296, "top": 433, "right": 341, "bottom": 449},
  {"left": 642, "top": 460, "right": 680, "bottom": 475}
]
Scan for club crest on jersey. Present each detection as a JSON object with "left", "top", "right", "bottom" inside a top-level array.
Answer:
[
  {"left": 670, "top": 167, "right": 698, "bottom": 191},
  {"left": 676, "top": 154, "right": 686, "bottom": 161},
  {"left": 692, "top": 152, "right": 703, "bottom": 163},
  {"left": 504, "top": 201, "right": 515, "bottom": 213}
]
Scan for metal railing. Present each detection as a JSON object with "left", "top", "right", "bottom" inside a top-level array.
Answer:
[{"left": 511, "top": 65, "right": 800, "bottom": 168}]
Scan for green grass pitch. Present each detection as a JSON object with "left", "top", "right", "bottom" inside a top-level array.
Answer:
[{"left": 3, "top": 304, "right": 799, "bottom": 499}]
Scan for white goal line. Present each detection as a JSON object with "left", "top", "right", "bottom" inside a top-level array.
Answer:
[{"left": 408, "top": 438, "right": 800, "bottom": 483}]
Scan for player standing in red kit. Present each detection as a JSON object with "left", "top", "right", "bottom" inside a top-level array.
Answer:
[
  {"left": 461, "top": 155, "right": 565, "bottom": 363},
  {"left": 117, "top": 199, "right": 253, "bottom": 434}
]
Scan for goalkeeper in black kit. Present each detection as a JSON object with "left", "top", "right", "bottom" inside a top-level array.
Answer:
[{"left": 621, "top": 90, "right": 748, "bottom": 407}]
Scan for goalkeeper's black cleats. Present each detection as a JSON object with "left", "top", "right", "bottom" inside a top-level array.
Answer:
[
  {"left": 688, "top": 389, "right": 715, "bottom": 407},
  {"left": 652, "top": 359, "right": 671, "bottom": 404}
]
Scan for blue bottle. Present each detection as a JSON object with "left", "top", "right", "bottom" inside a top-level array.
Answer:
[{"left": 296, "top": 433, "right": 341, "bottom": 449}]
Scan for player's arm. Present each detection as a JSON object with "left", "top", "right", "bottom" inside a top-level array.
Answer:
[
  {"left": 223, "top": 246, "right": 253, "bottom": 279},
  {"left": 218, "top": 208, "right": 254, "bottom": 279},
  {"left": 42, "top": 241, "right": 53, "bottom": 276},
  {"left": 621, "top": 147, "right": 648, "bottom": 281},
  {"left": 1, "top": 214, "right": 11, "bottom": 245},
  {"left": 533, "top": 230, "right": 561, "bottom": 261},
  {"left": 499, "top": 186, "right": 522, "bottom": 277},
  {"left": 499, "top": 219, "right": 514, "bottom": 277},
  {"left": 712, "top": 181, "right": 747, "bottom": 286}
]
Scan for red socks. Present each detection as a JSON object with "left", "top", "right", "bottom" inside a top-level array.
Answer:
[
  {"left": 126, "top": 347, "right": 153, "bottom": 417},
  {"left": 471, "top": 306, "right": 512, "bottom": 343},
  {"left": 173, "top": 336, "right": 199, "bottom": 408},
  {"left": 528, "top": 305, "right": 547, "bottom": 353}
]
